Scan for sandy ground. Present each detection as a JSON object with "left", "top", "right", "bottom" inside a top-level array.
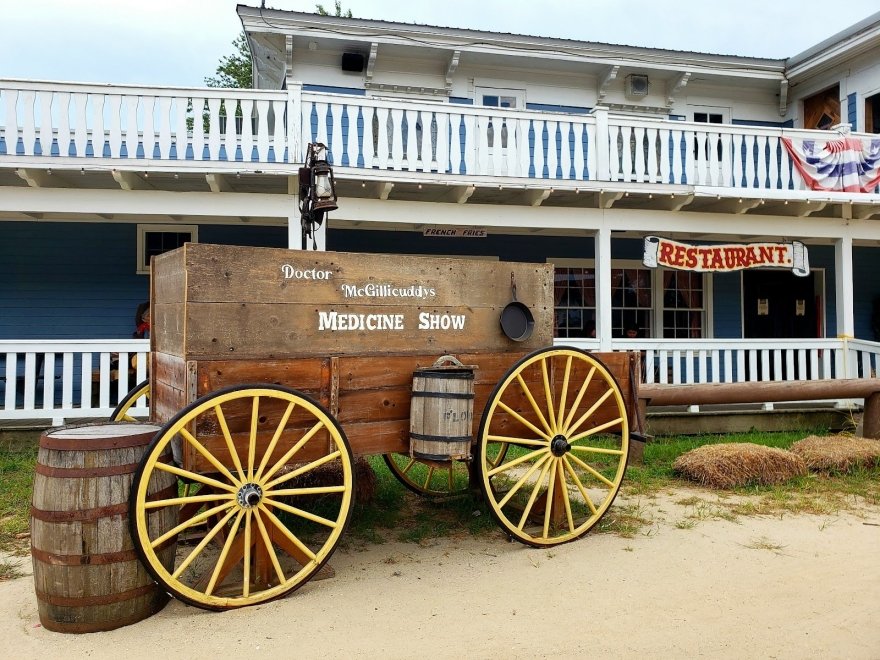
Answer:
[{"left": 2, "top": 489, "right": 879, "bottom": 660}]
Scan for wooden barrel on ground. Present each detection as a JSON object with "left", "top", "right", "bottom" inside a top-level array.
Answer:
[
  {"left": 410, "top": 356, "right": 475, "bottom": 461},
  {"left": 30, "top": 422, "right": 177, "bottom": 633}
]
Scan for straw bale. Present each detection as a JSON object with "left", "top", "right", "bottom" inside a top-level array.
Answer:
[
  {"left": 673, "top": 443, "right": 807, "bottom": 489},
  {"left": 790, "top": 435, "right": 880, "bottom": 473}
]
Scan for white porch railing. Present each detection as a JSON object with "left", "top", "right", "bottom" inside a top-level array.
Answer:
[
  {"left": 0, "top": 79, "right": 295, "bottom": 169},
  {"left": 3, "top": 337, "right": 879, "bottom": 426},
  {"left": 557, "top": 337, "right": 880, "bottom": 406},
  {"left": 3, "top": 79, "right": 880, "bottom": 196},
  {"left": 0, "top": 339, "right": 150, "bottom": 425}
]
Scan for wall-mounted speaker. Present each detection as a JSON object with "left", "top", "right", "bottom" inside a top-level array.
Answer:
[{"left": 341, "top": 53, "right": 365, "bottom": 72}]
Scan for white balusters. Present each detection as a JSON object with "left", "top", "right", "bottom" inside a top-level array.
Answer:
[
  {"left": 206, "top": 97, "right": 222, "bottom": 160},
  {"left": 174, "top": 96, "right": 189, "bottom": 160},
  {"left": 476, "top": 115, "right": 490, "bottom": 174},
  {"left": 239, "top": 98, "right": 254, "bottom": 162},
  {"left": 141, "top": 95, "right": 156, "bottom": 159},
  {"left": 448, "top": 113, "right": 462, "bottom": 174},
  {"left": 559, "top": 122, "right": 572, "bottom": 180},
  {"left": 390, "top": 107, "right": 404, "bottom": 168},
  {"left": 375, "top": 106, "right": 389, "bottom": 169},
  {"left": 633, "top": 125, "right": 646, "bottom": 183},
  {"left": 271, "top": 98, "right": 286, "bottom": 163},
  {"left": 38, "top": 92, "right": 53, "bottom": 157},
  {"left": 20, "top": 89, "right": 36, "bottom": 156},
  {"left": 361, "top": 106, "right": 375, "bottom": 168},
  {"left": 255, "top": 99, "right": 270, "bottom": 161}
]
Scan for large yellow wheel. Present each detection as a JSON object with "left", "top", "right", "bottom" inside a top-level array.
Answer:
[
  {"left": 129, "top": 384, "right": 354, "bottom": 610},
  {"left": 111, "top": 379, "right": 150, "bottom": 422},
  {"left": 477, "top": 347, "right": 629, "bottom": 547}
]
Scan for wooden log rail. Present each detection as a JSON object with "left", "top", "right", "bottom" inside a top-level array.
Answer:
[{"left": 640, "top": 378, "right": 880, "bottom": 439}]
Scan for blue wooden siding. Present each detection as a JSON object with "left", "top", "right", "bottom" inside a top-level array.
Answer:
[
  {"left": 847, "top": 92, "right": 857, "bottom": 129},
  {"left": 0, "top": 222, "right": 286, "bottom": 340}
]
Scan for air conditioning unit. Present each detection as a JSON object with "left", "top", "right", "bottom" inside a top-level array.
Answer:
[{"left": 625, "top": 74, "right": 649, "bottom": 98}]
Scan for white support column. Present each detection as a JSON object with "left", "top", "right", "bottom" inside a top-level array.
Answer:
[
  {"left": 591, "top": 106, "right": 610, "bottom": 181},
  {"left": 834, "top": 236, "right": 855, "bottom": 339},
  {"left": 287, "top": 175, "right": 302, "bottom": 250},
  {"left": 595, "top": 226, "right": 613, "bottom": 351}
]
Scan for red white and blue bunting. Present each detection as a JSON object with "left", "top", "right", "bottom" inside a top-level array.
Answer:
[{"left": 782, "top": 128, "right": 880, "bottom": 193}]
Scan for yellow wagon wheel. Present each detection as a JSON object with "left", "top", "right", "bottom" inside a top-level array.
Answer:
[
  {"left": 129, "top": 384, "right": 354, "bottom": 610},
  {"left": 382, "top": 444, "right": 509, "bottom": 497},
  {"left": 111, "top": 379, "right": 150, "bottom": 422},
  {"left": 476, "top": 347, "right": 629, "bottom": 547},
  {"left": 382, "top": 454, "right": 471, "bottom": 497}
]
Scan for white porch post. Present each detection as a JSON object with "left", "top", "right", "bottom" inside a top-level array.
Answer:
[
  {"left": 591, "top": 106, "right": 610, "bottom": 181},
  {"left": 834, "top": 235, "right": 856, "bottom": 378},
  {"left": 287, "top": 175, "right": 302, "bottom": 250},
  {"left": 595, "top": 226, "right": 613, "bottom": 351},
  {"left": 834, "top": 236, "right": 855, "bottom": 338}
]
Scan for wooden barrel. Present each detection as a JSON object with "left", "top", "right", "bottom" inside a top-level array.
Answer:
[
  {"left": 410, "top": 356, "right": 475, "bottom": 461},
  {"left": 30, "top": 422, "right": 177, "bottom": 633}
]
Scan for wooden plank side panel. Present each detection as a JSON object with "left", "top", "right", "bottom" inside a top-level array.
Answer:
[
  {"left": 182, "top": 303, "right": 551, "bottom": 359},
  {"left": 151, "top": 352, "right": 187, "bottom": 426},
  {"left": 182, "top": 243, "right": 552, "bottom": 308},
  {"left": 152, "top": 243, "right": 553, "bottom": 360},
  {"left": 152, "top": 247, "right": 187, "bottom": 358}
]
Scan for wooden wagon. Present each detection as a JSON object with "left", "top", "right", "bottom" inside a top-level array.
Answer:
[{"left": 118, "top": 243, "right": 639, "bottom": 610}]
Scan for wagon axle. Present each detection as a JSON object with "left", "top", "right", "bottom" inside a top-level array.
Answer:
[
  {"left": 550, "top": 435, "right": 572, "bottom": 457},
  {"left": 236, "top": 483, "right": 263, "bottom": 508}
]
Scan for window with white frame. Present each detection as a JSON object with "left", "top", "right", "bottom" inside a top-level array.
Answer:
[
  {"left": 550, "top": 259, "right": 709, "bottom": 339},
  {"left": 554, "top": 266, "right": 596, "bottom": 338},
  {"left": 661, "top": 270, "right": 706, "bottom": 338},
  {"left": 136, "top": 224, "right": 197, "bottom": 274}
]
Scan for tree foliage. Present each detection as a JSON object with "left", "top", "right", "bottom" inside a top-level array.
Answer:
[
  {"left": 206, "top": 4, "right": 353, "bottom": 89},
  {"left": 316, "top": 1, "right": 353, "bottom": 17},
  {"left": 205, "top": 31, "right": 253, "bottom": 89}
]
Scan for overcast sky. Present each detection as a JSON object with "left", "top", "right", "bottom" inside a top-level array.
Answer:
[{"left": 5, "top": 0, "right": 879, "bottom": 87}]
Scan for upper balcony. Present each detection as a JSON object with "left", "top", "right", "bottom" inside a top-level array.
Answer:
[{"left": 1, "top": 79, "right": 879, "bottom": 218}]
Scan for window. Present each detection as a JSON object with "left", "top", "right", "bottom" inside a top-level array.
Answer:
[
  {"left": 554, "top": 267, "right": 596, "bottom": 338},
  {"left": 866, "top": 92, "right": 880, "bottom": 134},
  {"left": 662, "top": 271, "right": 705, "bottom": 338},
  {"left": 475, "top": 87, "right": 524, "bottom": 110},
  {"left": 136, "top": 224, "right": 197, "bottom": 274},
  {"left": 611, "top": 268, "right": 652, "bottom": 337},
  {"left": 550, "top": 260, "right": 709, "bottom": 339}
]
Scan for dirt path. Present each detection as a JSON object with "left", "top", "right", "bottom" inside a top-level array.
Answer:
[{"left": 2, "top": 489, "right": 879, "bottom": 659}]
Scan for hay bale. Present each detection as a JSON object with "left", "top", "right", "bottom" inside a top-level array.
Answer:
[
  {"left": 673, "top": 443, "right": 807, "bottom": 489},
  {"left": 790, "top": 435, "right": 880, "bottom": 473}
]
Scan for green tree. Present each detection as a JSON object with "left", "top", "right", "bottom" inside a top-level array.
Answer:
[
  {"left": 206, "top": 5, "right": 353, "bottom": 89},
  {"left": 316, "top": 1, "right": 353, "bottom": 17},
  {"left": 205, "top": 31, "right": 252, "bottom": 89}
]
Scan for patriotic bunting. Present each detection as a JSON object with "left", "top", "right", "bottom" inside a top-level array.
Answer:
[{"left": 782, "top": 127, "right": 880, "bottom": 193}]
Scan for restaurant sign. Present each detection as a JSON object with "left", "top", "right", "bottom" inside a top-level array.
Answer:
[{"left": 643, "top": 236, "right": 810, "bottom": 277}]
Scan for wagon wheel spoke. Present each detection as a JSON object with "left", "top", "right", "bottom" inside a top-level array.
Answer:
[
  {"left": 383, "top": 454, "right": 472, "bottom": 497},
  {"left": 478, "top": 347, "right": 629, "bottom": 547},
  {"left": 110, "top": 379, "right": 151, "bottom": 422},
  {"left": 130, "top": 385, "right": 354, "bottom": 610}
]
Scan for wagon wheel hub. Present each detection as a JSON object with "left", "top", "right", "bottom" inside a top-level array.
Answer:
[
  {"left": 550, "top": 435, "right": 571, "bottom": 457},
  {"left": 237, "top": 483, "right": 263, "bottom": 508}
]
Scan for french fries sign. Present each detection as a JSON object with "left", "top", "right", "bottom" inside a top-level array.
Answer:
[{"left": 643, "top": 236, "right": 810, "bottom": 277}]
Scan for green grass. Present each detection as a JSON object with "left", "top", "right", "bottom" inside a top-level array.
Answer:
[
  {"left": 1, "top": 427, "right": 878, "bottom": 560},
  {"left": 0, "top": 435, "right": 37, "bottom": 555}
]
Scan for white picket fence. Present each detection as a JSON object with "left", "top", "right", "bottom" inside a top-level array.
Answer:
[{"left": 0, "top": 339, "right": 150, "bottom": 425}]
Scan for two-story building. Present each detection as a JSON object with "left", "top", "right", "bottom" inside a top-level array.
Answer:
[{"left": 1, "top": 5, "right": 879, "bottom": 422}]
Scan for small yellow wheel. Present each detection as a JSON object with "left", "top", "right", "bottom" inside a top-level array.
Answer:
[
  {"left": 129, "top": 384, "right": 354, "bottom": 610},
  {"left": 477, "top": 347, "right": 629, "bottom": 547},
  {"left": 382, "top": 454, "right": 470, "bottom": 497},
  {"left": 111, "top": 379, "right": 150, "bottom": 422}
]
